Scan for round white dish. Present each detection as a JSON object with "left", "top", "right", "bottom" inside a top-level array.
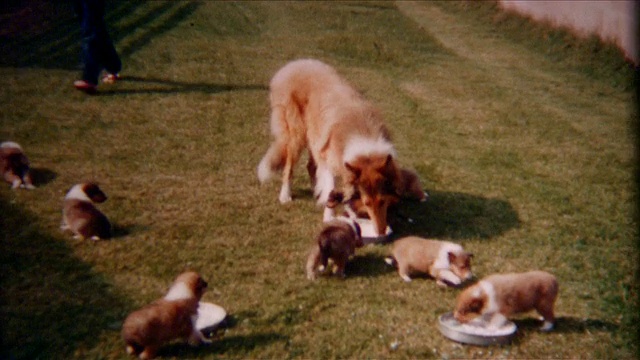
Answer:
[
  {"left": 196, "top": 302, "right": 227, "bottom": 335},
  {"left": 438, "top": 312, "right": 517, "bottom": 346},
  {"left": 355, "top": 218, "right": 392, "bottom": 244}
]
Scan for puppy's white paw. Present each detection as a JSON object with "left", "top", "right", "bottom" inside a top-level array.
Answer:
[
  {"left": 438, "top": 270, "right": 461, "bottom": 287},
  {"left": 189, "top": 329, "right": 213, "bottom": 345},
  {"left": 400, "top": 274, "right": 412, "bottom": 282},
  {"left": 322, "top": 207, "right": 335, "bottom": 222},
  {"left": 540, "top": 321, "right": 555, "bottom": 332}
]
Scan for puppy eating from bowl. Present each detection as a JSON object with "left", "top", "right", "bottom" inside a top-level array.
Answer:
[
  {"left": 454, "top": 271, "right": 559, "bottom": 331},
  {"left": 385, "top": 236, "right": 473, "bottom": 286},
  {"left": 61, "top": 182, "right": 112, "bottom": 240},
  {"left": 306, "top": 216, "right": 363, "bottom": 280},
  {"left": 121, "top": 271, "right": 212, "bottom": 359}
]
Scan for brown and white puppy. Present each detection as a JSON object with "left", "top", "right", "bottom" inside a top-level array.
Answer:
[
  {"left": 0, "top": 141, "right": 35, "bottom": 190},
  {"left": 454, "top": 271, "right": 559, "bottom": 331},
  {"left": 122, "top": 271, "right": 211, "bottom": 359},
  {"left": 385, "top": 236, "right": 473, "bottom": 286},
  {"left": 306, "top": 216, "right": 363, "bottom": 280},
  {"left": 61, "top": 182, "right": 112, "bottom": 240}
]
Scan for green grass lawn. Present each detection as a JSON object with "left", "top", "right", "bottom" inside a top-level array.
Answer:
[{"left": 1, "top": 1, "right": 637, "bottom": 359}]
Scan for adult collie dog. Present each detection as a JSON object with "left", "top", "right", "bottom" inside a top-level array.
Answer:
[{"left": 258, "top": 59, "right": 402, "bottom": 235}]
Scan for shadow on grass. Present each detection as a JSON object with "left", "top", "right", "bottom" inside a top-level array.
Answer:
[
  {"left": 97, "top": 75, "right": 267, "bottom": 96},
  {"left": 507, "top": 316, "right": 620, "bottom": 347},
  {"left": 514, "top": 316, "right": 619, "bottom": 334},
  {"left": 30, "top": 167, "right": 57, "bottom": 187},
  {"left": 158, "top": 332, "right": 288, "bottom": 358},
  {"left": 111, "top": 2, "right": 200, "bottom": 59},
  {"left": 0, "top": 195, "right": 129, "bottom": 359},
  {"left": 0, "top": 1, "right": 199, "bottom": 69},
  {"left": 346, "top": 253, "right": 395, "bottom": 278},
  {"left": 291, "top": 188, "right": 315, "bottom": 201},
  {"left": 111, "top": 223, "right": 149, "bottom": 239},
  {"left": 390, "top": 190, "right": 521, "bottom": 240}
]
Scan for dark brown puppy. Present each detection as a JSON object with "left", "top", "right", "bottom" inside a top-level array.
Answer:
[
  {"left": 61, "top": 182, "right": 112, "bottom": 240},
  {"left": 121, "top": 271, "right": 211, "bottom": 359},
  {"left": 306, "top": 217, "right": 363, "bottom": 280}
]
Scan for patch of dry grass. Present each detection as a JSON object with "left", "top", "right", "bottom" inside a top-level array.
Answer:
[{"left": 1, "top": 1, "right": 636, "bottom": 359}]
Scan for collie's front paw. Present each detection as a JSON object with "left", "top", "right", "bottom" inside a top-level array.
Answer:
[
  {"left": 278, "top": 185, "right": 292, "bottom": 203},
  {"left": 278, "top": 192, "right": 292, "bottom": 203}
]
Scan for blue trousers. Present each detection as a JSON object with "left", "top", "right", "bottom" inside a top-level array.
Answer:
[{"left": 76, "top": 0, "right": 121, "bottom": 85}]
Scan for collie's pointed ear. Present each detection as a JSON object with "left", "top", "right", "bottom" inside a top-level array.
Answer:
[
  {"left": 378, "top": 154, "right": 396, "bottom": 174},
  {"left": 344, "top": 162, "right": 361, "bottom": 180},
  {"left": 385, "top": 154, "right": 393, "bottom": 167}
]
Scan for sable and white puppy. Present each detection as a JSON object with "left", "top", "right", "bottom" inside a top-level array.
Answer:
[
  {"left": 454, "top": 271, "right": 559, "bottom": 331},
  {"left": 61, "top": 182, "right": 112, "bottom": 240},
  {"left": 0, "top": 141, "right": 35, "bottom": 190},
  {"left": 385, "top": 236, "right": 473, "bottom": 286},
  {"left": 306, "top": 216, "right": 363, "bottom": 280},
  {"left": 122, "top": 271, "right": 211, "bottom": 359}
]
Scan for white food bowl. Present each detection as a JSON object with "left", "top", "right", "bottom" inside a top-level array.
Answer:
[
  {"left": 355, "top": 218, "right": 392, "bottom": 244},
  {"left": 196, "top": 302, "right": 227, "bottom": 336},
  {"left": 438, "top": 312, "right": 517, "bottom": 346}
]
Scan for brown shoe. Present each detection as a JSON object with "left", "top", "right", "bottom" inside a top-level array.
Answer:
[{"left": 73, "top": 80, "right": 97, "bottom": 94}]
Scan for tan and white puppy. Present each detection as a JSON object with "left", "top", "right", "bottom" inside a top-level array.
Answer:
[
  {"left": 454, "top": 271, "right": 559, "bottom": 331},
  {"left": 0, "top": 141, "right": 35, "bottom": 190},
  {"left": 385, "top": 236, "right": 473, "bottom": 286},
  {"left": 306, "top": 216, "right": 363, "bottom": 280},
  {"left": 61, "top": 182, "right": 112, "bottom": 240},
  {"left": 122, "top": 271, "right": 211, "bottom": 359}
]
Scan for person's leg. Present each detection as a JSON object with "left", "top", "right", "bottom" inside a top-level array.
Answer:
[
  {"left": 98, "top": 30, "right": 121, "bottom": 77},
  {"left": 79, "top": 0, "right": 101, "bottom": 85}
]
